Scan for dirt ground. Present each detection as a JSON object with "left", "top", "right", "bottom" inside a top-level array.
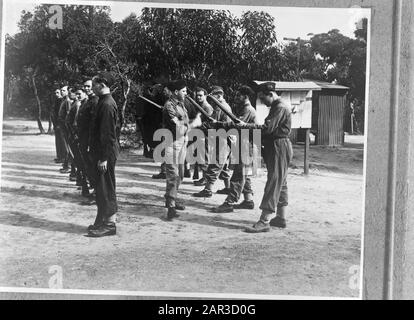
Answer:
[{"left": 0, "top": 119, "right": 364, "bottom": 298}]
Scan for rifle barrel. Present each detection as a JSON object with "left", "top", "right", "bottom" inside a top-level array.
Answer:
[
  {"left": 206, "top": 95, "right": 240, "bottom": 124},
  {"left": 185, "top": 96, "right": 213, "bottom": 120},
  {"left": 138, "top": 95, "right": 163, "bottom": 109}
]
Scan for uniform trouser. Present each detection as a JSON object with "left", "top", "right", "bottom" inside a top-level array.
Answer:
[
  {"left": 260, "top": 138, "right": 293, "bottom": 213},
  {"left": 61, "top": 126, "right": 72, "bottom": 168},
  {"left": 57, "top": 125, "right": 69, "bottom": 164},
  {"left": 68, "top": 137, "right": 88, "bottom": 185},
  {"left": 79, "top": 141, "right": 96, "bottom": 188},
  {"left": 194, "top": 138, "right": 208, "bottom": 174},
  {"left": 54, "top": 126, "right": 66, "bottom": 160},
  {"left": 204, "top": 137, "right": 231, "bottom": 188},
  {"left": 204, "top": 161, "right": 231, "bottom": 189},
  {"left": 95, "top": 157, "right": 118, "bottom": 222},
  {"left": 164, "top": 137, "right": 187, "bottom": 208},
  {"left": 225, "top": 163, "right": 253, "bottom": 203}
]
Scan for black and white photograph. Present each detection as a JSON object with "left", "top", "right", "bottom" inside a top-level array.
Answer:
[{"left": 0, "top": 0, "right": 371, "bottom": 300}]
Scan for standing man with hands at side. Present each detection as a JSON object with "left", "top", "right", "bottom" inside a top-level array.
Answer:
[{"left": 87, "top": 72, "right": 120, "bottom": 237}]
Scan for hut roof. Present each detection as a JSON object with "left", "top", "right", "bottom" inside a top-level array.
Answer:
[
  {"left": 253, "top": 80, "right": 321, "bottom": 91},
  {"left": 302, "top": 79, "right": 349, "bottom": 90}
]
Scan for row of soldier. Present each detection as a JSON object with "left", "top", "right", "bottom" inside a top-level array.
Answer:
[
  {"left": 50, "top": 75, "right": 292, "bottom": 237},
  {"left": 51, "top": 74, "right": 120, "bottom": 237}
]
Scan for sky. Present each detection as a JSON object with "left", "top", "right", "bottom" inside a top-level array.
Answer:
[{"left": 3, "top": 0, "right": 370, "bottom": 42}]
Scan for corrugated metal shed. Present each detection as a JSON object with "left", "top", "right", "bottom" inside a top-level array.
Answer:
[
  {"left": 306, "top": 80, "right": 349, "bottom": 146},
  {"left": 304, "top": 79, "right": 349, "bottom": 90}
]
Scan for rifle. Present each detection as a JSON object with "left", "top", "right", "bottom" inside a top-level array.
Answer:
[
  {"left": 206, "top": 95, "right": 241, "bottom": 124},
  {"left": 185, "top": 96, "right": 215, "bottom": 122},
  {"left": 138, "top": 95, "right": 163, "bottom": 109}
]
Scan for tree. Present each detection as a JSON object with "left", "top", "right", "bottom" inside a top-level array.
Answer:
[
  {"left": 283, "top": 27, "right": 367, "bottom": 132},
  {"left": 5, "top": 4, "right": 113, "bottom": 133},
  {"left": 5, "top": 6, "right": 300, "bottom": 130}
]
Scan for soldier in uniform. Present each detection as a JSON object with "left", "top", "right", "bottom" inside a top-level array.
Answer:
[
  {"left": 163, "top": 80, "right": 201, "bottom": 220},
  {"left": 77, "top": 79, "right": 99, "bottom": 193},
  {"left": 69, "top": 87, "right": 91, "bottom": 195},
  {"left": 192, "top": 85, "right": 232, "bottom": 197},
  {"left": 235, "top": 82, "right": 293, "bottom": 232},
  {"left": 51, "top": 88, "right": 65, "bottom": 163},
  {"left": 211, "top": 85, "right": 258, "bottom": 213},
  {"left": 192, "top": 87, "right": 214, "bottom": 184},
  {"left": 87, "top": 72, "right": 120, "bottom": 237},
  {"left": 57, "top": 86, "right": 73, "bottom": 173},
  {"left": 136, "top": 82, "right": 164, "bottom": 159},
  {"left": 149, "top": 83, "right": 173, "bottom": 180},
  {"left": 65, "top": 88, "right": 83, "bottom": 182}
]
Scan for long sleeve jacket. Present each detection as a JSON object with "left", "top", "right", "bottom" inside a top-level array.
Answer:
[
  {"left": 162, "top": 96, "right": 190, "bottom": 140},
  {"left": 89, "top": 94, "right": 120, "bottom": 162}
]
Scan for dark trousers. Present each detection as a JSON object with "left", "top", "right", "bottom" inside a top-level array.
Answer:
[
  {"left": 60, "top": 125, "right": 72, "bottom": 168},
  {"left": 79, "top": 140, "right": 96, "bottom": 188},
  {"left": 54, "top": 126, "right": 66, "bottom": 160},
  {"left": 260, "top": 138, "right": 293, "bottom": 213},
  {"left": 67, "top": 136, "right": 87, "bottom": 183},
  {"left": 226, "top": 163, "right": 253, "bottom": 203},
  {"left": 56, "top": 126, "right": 68, "bottom": 162},
  {"left": 95, "top": 158, "right": 118, "bottom": 222}
]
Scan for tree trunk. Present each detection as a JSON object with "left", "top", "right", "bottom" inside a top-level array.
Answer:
[
  {"left": 6, "top": 78, "right": 13, "bottom": 104},
  {"left": 47, "top": 114, "right": 53, "bottom": 134},
  {"left": 120, "top": 79, "right": 131, "bottom": 130},
  {"left": 31, "top": 74, "right": 46, "bottom": 134},
  {"left": 4, "top": 77, "right": 14, "bottom": 115}
]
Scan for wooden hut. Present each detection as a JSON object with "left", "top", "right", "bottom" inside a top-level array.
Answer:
[
  {"left": 253, "top": 81, "right": 321, "bottom": 130},
  {"left": 253, "top": 80, "right": 321, "bottom": 174}
]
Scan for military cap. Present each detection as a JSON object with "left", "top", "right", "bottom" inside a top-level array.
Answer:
[
  {"left": 165, "top": 81, "right": 175, "bottom": 91},
  {"left": 210, "top": 86, "right": 224, "bottom": 95},
  {"left": 256, "top": 82, "right": 277, "bottom": 93},
  {"left": 170, "top": 79, "right": 187, "bottom": 91},
  {"left": 238, "top": 85, "right": 255, "bottom": 96}
]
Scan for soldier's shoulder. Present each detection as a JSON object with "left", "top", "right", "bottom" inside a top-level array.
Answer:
[
  {"left": 246, "top": 104, "right": 256, "bottom": 114},
  {"left": 275, "top": 98, "right": 290, "bottom": 112},
  {"left": 164, "top": 98, "right": 177, "bottom": 108}
]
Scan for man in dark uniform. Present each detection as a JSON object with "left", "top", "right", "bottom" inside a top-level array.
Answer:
[
  {"left": 87, "top": 72, "right": 120, "bottom": 237},
  {"left": 192, "top": 86, "right": 232, "bottom": 197},
  {"left": 67, "top": 87, "right": 91, "bottom": 195},
  {"left": 77, "top": 79, "right": 99, "bottom": 192},
  {"left": 51, "top": 88, "right": 65, "bottom": 163},
  {"left": 65, "top": 89, "right": 82, "bottom": 181},
  {"left": 57, "top": 86, "right": 73, "bottom": 173},
  {"left": 211, "top": 85, "right": 258, "bottom": 213},
  {"left": 235, "top": 82, "right": 293, "bottom": 232},
  {"left": 163, "top": 80, "right": 201, "bottom": 220},
  {"left": 136, "top": 82, "right": 164, "bottom": 159}
]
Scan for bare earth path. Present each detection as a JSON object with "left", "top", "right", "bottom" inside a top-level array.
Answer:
[{"left": 0, "top": 119, "right": 363, "bottom": 298}]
